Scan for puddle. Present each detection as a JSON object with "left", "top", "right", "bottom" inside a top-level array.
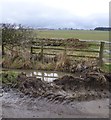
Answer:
[
  {"left": 27, "top": 71, "right": 59, "bottom": 82},
  {"left": 2, "top": 69, "right": 73, "bottom": 82},
  {"left": 27, "top": 70, "right": 75, "bottom": 82}
]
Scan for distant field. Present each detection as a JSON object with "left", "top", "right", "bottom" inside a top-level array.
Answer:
[{"left": 35, "top": 30, "right": 109, "bottom": 41}]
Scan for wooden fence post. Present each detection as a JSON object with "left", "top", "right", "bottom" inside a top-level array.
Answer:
[
  {"left": 99, "top": 42, "right": 105, "bottom": 66},
  {"left": 64, "top": 40, "right": 67, "bottom": 55},
  {"left": 2, "top": 44, "right": 5, "bottom": 55},
  {"left": 31, "top": 46, "right": 33, "bottom": 54},
  {"left": 41, "top": 39, "right": 44, "bottom": 63}
]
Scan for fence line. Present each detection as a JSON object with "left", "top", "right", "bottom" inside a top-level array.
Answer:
[{"left": 31, "top": 38, "right": 110, "bottom": 66}]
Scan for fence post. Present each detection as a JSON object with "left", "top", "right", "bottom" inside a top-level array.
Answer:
[
  {"left": 41, "top": 39, "right": 44, "bottom": 63},
  {"left": 99, "top": 42, "right": 105, "bottom": 66},
  {"left": 64, "top": 40, "right": 67, "bottom": 55},
  {"left": 31, "top": 46, "right": 33, "bottom": 54}
]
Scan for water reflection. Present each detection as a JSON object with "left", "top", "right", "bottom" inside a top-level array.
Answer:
[
  {"left": 3, "top": 69, "right": 73, "bottom": 83},
  {"left": 26, "top": 71, "right": 60, "bottom": 82}
]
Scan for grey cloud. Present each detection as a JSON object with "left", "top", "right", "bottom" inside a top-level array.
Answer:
[{"left": 1, "top": 0, "right": 109, "bottom": 29}]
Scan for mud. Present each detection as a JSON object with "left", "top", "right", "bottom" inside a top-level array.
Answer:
[
  {"left": 2, "top": 71, "right": 109, "bottom": 104},
  {"left": 1, "top": 90, "right": 109, "bottom": 118},
  {"left": 1, "top": 71, "right": 110, "bottom": 118}
]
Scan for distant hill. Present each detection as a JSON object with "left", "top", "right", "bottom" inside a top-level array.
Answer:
[{"left": 94, "top": 27, "right": 111, "bottom": 31}]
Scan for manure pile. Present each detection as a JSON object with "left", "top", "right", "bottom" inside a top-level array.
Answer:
[{"left": 14, "top": 71, "right": 110, "bottom": 103}]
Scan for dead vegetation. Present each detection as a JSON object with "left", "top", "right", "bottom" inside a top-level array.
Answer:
[
  {"left": 2, "top": 47, "right": 33, "bottom": 69},
  {"left": 2, "top": 37, "right": 97, "bottom": 72},
  {"left": 2, "top": 46, "right": 100, "bottom": 74},
  {"left": 55, "top": 52, "right": 71, "bottom": 71}
]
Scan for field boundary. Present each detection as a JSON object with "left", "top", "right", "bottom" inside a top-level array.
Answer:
[{"left": 31, "top": 38, "right": 110, "bottom": 66}]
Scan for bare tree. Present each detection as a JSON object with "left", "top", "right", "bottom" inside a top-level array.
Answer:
[{"left": 2, "top": 23, "right": 35, "bottom": 55}]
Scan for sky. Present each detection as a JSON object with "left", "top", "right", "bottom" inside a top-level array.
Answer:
[{"left": 0, "top": 0, "right": 110, "bottom": 29}]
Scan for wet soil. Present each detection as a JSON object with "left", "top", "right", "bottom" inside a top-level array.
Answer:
[
  {"left": 1, "top": 90, "right": 109, "bottom": 118},
  {"left": 11, "top": 72, "right": 109, "bottom": 103},
  {"left": 1, "top": 71, "right": 110, "bottom": 118}
]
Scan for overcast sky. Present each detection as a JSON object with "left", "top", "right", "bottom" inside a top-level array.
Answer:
[{"left": 0, "top": 0, "right": 110, "bottom": 29}]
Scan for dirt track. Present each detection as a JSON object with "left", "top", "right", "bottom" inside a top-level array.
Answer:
[{"left": 1, "top": 90, "right": 109, "bottom": 118}]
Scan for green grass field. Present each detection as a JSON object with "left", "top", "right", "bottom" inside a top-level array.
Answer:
[{"left": 35, "top": 30, "right": 109, "bottom": 41}]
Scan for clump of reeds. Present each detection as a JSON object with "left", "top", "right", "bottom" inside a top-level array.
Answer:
[
  {"left": 2, "top": 47, "right": 33, "bottom": 69},
  {"left": 33, "top": 61, "right": 56, "bottom": 71},
  {"left": 55, "top": 51, "right": 71, "bottom": 71}
]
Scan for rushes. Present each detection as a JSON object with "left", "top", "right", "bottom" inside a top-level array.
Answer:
[{"left": 55, "top": 52, "right": 71, "bottom": 71}]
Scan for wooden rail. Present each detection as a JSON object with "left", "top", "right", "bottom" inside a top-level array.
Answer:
[{"left": 31, "top": 46, "right": 99, "bottom": 53}]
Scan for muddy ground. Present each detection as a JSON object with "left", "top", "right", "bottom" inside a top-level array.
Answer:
[
  {"left": 1, "top": 70, "right": 111, "bottom": 118},
  {"left": 1, "top": 90, "right": 109, "bottom": 118},
  {"left": 11, "top": 72, "right": 110, "bottom": 102}
]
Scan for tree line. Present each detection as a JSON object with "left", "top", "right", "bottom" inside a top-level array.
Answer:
[{"left": 94, "top": 27, "right": 111, "bottom": 31}]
